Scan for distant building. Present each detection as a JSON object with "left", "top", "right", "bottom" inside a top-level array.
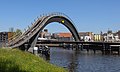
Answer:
[
  {"left": 57, "top": 32, "right": 73, "bottom": 41},
  {"left": 8, "top": 32, "right": 14, "bottom": 41},
  {"left": 107, "top": 30, "right": 114, "bottom": 42},
  {"left": 94, "top": 34, "right": 101, "bottom": 41},
  {"left": 79, "top": 32, "right": 94, "bottom": 41},
  {"left": 103, "top": 30, "right": 120, "bottom": 42},
  {"left": 79, "top": 32, "right": 87, "bottom": 41},
  {"left": 84, "top": 36, "right": 92, "bottom": 42},
  {"left": 9, "top": 27, "right": 14, "bottom": 32},
  {"left": 39, "top": 30, "right": 120, "bottom": 42},
  {"left": 0, "top": 32, "right": 14, "bottom": 47},
  {"left": 114, "top": 34, "right": 119, "bottom": 42},
  {"left": 39, "top": 29, "right": 51, "bottom": 39},
  {"left": 0, "top": 32, "right": 8, "bottom": 43},
  {"left": 51, "top": 33, "right": 59, "bottom": 39},
  {"left": 117, "top": 30, "right": 120, "bottom": 39}
]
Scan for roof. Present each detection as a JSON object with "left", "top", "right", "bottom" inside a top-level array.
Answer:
[{"left": 58, "top": 33, "right": 72, "bottom": 37}]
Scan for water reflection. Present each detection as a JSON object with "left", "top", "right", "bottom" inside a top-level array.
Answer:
[
  {"left": 44, "top": 47, "right": 120, "bottom": 72},
  {"left": 67, "top": 51, "right": 80, "bottom": 72}
]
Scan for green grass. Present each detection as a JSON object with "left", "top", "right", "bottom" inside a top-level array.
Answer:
[{"left": 0, "top": 48, "right": 67, "bottom": 72}]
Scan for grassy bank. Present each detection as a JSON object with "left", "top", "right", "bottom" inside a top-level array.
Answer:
[{"left": 0, "top": 48, "right": 67, "bottom": 72}]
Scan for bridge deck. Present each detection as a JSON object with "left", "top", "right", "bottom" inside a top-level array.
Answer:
[
  {"left": 37, "top": 41, "right": 120, "bottom": 45},
  {"left": 36, "top": 41, "right": 120, "bottom": 54}
]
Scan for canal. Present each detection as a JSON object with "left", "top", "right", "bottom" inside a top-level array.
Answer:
[{"left": 45, "top": 47, "right": 120, "bottom": 72}]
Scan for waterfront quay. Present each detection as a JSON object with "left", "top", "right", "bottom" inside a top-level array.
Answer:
[{"left": 36, "top": 41, "right": 120, "bottom": 55}]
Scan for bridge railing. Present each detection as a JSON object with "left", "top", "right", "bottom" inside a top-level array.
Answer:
[
  {"left": 8, "top": 32, "right": 23, "bottom": 45},
  {"left": 8, "top": 15, "right": 47, "bottom": 46}
]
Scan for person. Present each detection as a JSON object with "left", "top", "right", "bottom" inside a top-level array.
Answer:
[{"left": 88, "top": 38, "right": 91, "bottom": 42}]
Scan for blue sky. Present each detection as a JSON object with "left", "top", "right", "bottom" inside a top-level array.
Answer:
[{"left": 0, "top": 0, "right": 120, "bottom": 33}]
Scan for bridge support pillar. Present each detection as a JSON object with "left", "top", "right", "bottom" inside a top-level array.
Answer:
[
  {"left": 76, "top": 44, "right": 79, "bottom": 51},
  {"left": 86, "top": 45, "right": 89, "bottom": 52},
  {"left": 109, "top": 46, "right": 112, "bottom": 54},
  {"left": 87, "top": 49, "right": 89, "bottom": 52},
  {"left": 118, "top": 47, "right": 120, "bottom": 55},
  {"left": 102, "top": 44, "right": 106, "bottom": 54},
  {"left": 81, "top": 44, "right": 83, "bottom": 51},
  {"left": 93, "top": 49, "right": 96, "bottom": 54}
]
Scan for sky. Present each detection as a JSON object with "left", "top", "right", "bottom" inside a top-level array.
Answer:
[{"left": 0, "top": 0, "right": 120, "bottom": 33}]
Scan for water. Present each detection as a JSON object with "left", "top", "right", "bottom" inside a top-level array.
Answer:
[{"left": 47, "top": 47, "right": 120, "bottom": 72}]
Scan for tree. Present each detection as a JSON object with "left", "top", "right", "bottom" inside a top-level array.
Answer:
[{"left": 15, "top": 29, "right": 22, "bottom": 36}]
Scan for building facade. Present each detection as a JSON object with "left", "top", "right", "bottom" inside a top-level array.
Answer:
[
  {"left": 57, "top": 33, "right": 73, "bottom": 41},
  {"left": 103, "top": 30, "right": 120, "bottom": 42},
  {"left": 117, "top": 30, "right": 120, "bottom": 39},
  {"left": 0, "top": 32, "right": 14, "bottom": 47},
  {"left": 94, "top": 34, "right": 101, "bottom": 41},
  {"left": 79, "top": 32, "right": 94, "bottom": 41},
  {"left": 39, "top": 29, "right": 51, "bottom": 39}
]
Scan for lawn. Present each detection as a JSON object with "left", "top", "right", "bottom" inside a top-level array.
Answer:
[{"left": 0, "top": 48, "right": 67, "bottom": 72}]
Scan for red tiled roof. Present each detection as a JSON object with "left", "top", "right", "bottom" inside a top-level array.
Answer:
[{"left": 58, "top": 33, "right": 72, "bottom": 37}]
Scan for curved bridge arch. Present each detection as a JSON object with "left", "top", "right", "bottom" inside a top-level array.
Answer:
[
  {"left": 9, "top": 13, "right": 80, "bottom": 50},
  {"left": 38, "top": 15, "right": 80, "bottom": 41}
]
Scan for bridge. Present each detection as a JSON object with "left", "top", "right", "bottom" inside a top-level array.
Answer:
[
  {"left": 36, "top": 40, "right": 120, "bottom": 54},
  {"left": 7, "top": 12, "right": 120, "bottom": 54},
  {"left": 8, "top": 12, "right": 80, "bottom": 51}
]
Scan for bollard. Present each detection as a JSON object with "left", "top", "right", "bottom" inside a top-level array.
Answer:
[
  {"left": 33, "top": 47, "right": 38, "bottom": 55},
  {"left": 24, "top": 44, "right": 28, "bottom": 51}
]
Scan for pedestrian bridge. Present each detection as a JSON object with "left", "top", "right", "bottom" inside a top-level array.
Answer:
[{"left": 8, "top": 12, "right": 80, "bottom": 51}]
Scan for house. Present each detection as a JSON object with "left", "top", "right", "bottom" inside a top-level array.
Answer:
[
  {"left": 57, "top": 32, "right": 73, "bottom": 41},
  {"left": 94, "top": 34, "right": 101, "bottom": 42},
  {"left": 103, "top": 30, "right": 120, "bottom": 42},
  {"left": 79, "top": 32, "right": 94, "bottom": 41},
  {"left": 39, "top": 29, "right": 51, "bottom": 39},
  {"left": 0, "top": 32, "right": 14, "bottom": 47}
]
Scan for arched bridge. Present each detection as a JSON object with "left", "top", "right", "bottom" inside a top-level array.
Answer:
[{"left": 8, "top": 12, "right": 80, "bottom": 51}]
